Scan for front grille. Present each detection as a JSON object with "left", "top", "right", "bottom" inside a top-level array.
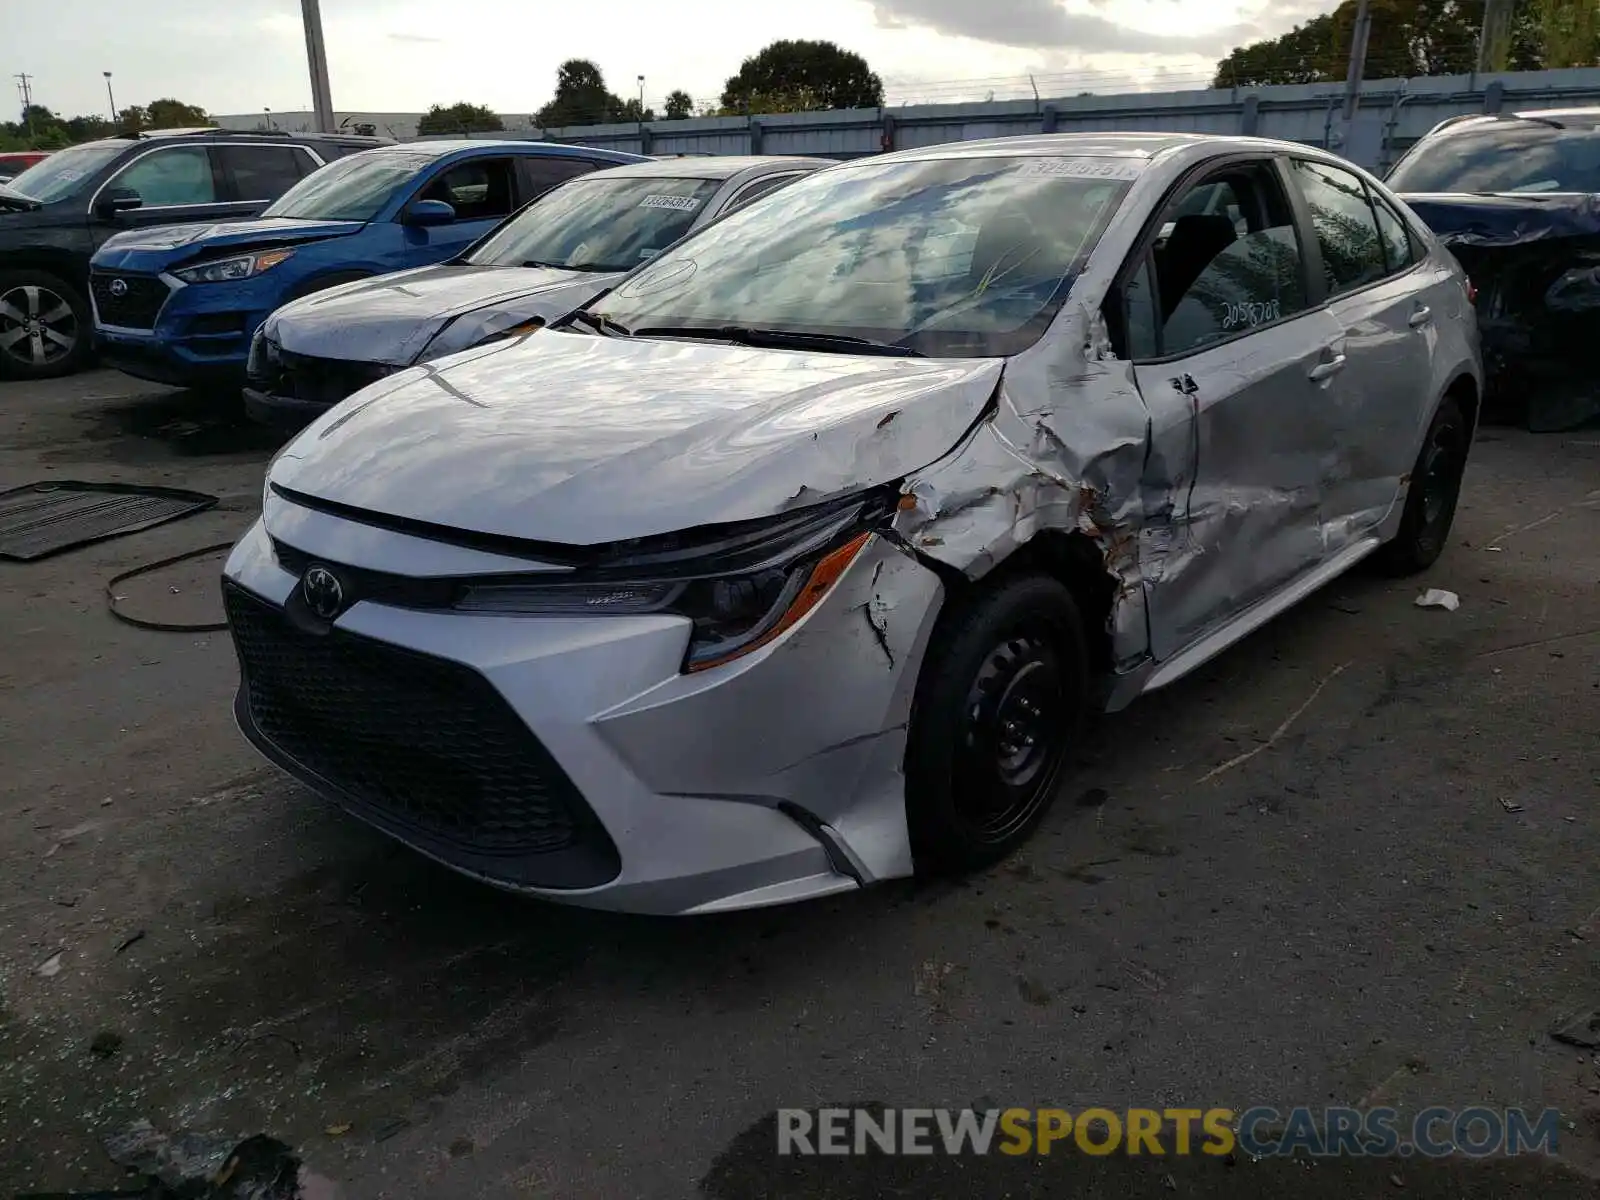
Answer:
[
  {"left": 90, "top": 271, "right": 170, "bottom": 330},
  {"left": 224, "top": 582, "right": 596, "bottom": 857},
  {"left": 250, "top": 344, "right": 391, "bottom": 406}
]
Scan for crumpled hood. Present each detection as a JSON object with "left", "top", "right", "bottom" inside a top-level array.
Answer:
[
  {"left": 263, "top": 262, "right": 615, "bottom": 366},
  {"left": 1401, "top": 191, "right": 1600, "bottom": 248},
  {"left": 269, "top": 331, "right": 1003, "bottom": 545},
  {"left": 93, "top": 217, "right": 358, "bottom": 269}
]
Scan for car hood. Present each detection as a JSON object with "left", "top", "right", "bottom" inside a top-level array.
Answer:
[
  {"left": 268, "top": 331, "right": 1002, "bottom": 546},
  {"left": 94, "top": 217, "right": 359, "bottom": 267},
  {"left": 1401, "top": 190, "right": 1600, "bottom": 248},
  {"left": 263, "top": 262, "right": 617, "bottom": 366}
]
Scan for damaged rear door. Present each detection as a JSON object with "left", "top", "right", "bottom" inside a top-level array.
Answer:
[{"left": 1117, "top": 156, "right": 1344, "bottom": 662}]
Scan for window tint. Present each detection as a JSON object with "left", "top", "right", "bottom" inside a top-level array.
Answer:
[
  {"left": 111, "top": 147, "right": 217, "bottom": 206},
  {"left": 218, "top": 145, "right": 309, "bottom": 202},
  {"left": 1292, "top": 159, "right": 1386, "bottom": 295},
  {"left": 1371, "top": 194, "right": 1414, "bottom": 273},
  {"left": 1149, "top": 166, "right": 1310, "bottom": 358},
  {"left": 517, "top": 156, "right": 603, "bottom": 200},
  {"left": 725, "top": 173, "right": 800, "bottom": 212},
  {"left": 1385, "top": 119, "right": 1600, "bottom": 194},
  {"left": 420, "top": 158, "right": 515, "bottom": 220}
]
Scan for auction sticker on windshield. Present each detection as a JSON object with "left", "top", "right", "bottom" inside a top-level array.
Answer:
[
  {"left": 1014, "top": 158, "right": 1144, "bottom": 181},
  {"left": 640, "top": 194, "right": 702, "bottom": 211}
]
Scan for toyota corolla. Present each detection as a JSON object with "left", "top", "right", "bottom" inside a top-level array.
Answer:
[{"left": 223, "top": 132, "right": 1481, "bottom": 914}]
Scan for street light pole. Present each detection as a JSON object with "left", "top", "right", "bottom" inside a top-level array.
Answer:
[
  {"left": 103, "top": 71, "right": 117, "bottom": 123},
  {"left": 1341, "top": 0, "right": 1373, "bottom": 122},
  {"left": 301, "top": 0, "right": 336, "bottom": 134}
]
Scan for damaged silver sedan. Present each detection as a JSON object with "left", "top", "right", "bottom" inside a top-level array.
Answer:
[{"left": 223, "top": 133, "right": 1482, "bottom": 914}]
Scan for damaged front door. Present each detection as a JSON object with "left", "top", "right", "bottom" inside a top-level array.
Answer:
[{"left": 1121, "top": 159, "right": 1345, "bottom": 662}]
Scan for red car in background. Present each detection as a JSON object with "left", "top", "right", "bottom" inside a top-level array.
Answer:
[{"left": 0, "top": 151, "right": 49, "bottom": 183}]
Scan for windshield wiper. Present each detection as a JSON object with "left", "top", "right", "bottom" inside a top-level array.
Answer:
[
  {"left": 631, "top": 325, "right": 926, "bottom": 357},
  {"left": 561, "top": 309, "right": 633, "bottom": 337}
]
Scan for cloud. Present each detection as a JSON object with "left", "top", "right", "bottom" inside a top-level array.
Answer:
[
  {"left": 869, "top": 0, "right": 1256, "bottom": 56},
  {"left": 387, "top": 31, "right": 445, "bottom": 43}
]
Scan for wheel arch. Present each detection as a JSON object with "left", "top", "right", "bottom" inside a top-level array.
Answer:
[{"left": 975, "top": 529, "right": 1118, "bottom": 679}]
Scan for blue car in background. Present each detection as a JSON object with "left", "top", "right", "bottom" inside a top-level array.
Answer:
[{"left": 89, "top": 139, "right": 646, "bottom": 389}]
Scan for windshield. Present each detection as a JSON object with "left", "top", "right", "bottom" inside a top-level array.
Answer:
[
  {"left": 1388, "top": 119, "right": 1600, "bottom": 194},
  {"left": 264, "top": 148, "right": 441, "bottom": 221},
  {"left": 6, "top": 141, "right": 129, "bottom": 203},
  {"left": 466, "top": 175, "right": 720, "bottom": 272},
  {"left": 589, "top": 155, "right": 1131, "bottom": 358}
]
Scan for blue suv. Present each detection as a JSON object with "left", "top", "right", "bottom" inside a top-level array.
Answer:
[{"left": 89, "top": 139, "right": 645, "bottom": 389}]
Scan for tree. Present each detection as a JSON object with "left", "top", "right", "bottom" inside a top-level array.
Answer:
[
  {"left": 534, "top": 59, "right": 632, "bottom": 127},
  {"left": 417, "top": 102, "right": 504, "bottom": 135},
  {"left": 663, "top": 89, "right": 695, "bottom": 120},
  {"left": 1212, "top": 0, "right": 1546, "bottom": 87},
  {"left": 1532, "top": 0, "right": 1600, "bottom": 67},
  {"left": 719, "top": 40, "right": 883, "bottom": 114},
  {"left": 144, "top": 98, "right": 210, "bottom": 128}
]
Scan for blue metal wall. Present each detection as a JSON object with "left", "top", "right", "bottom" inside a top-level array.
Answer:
[{"left": 437, "top": 67, "right": 1600, "bottom": 174}]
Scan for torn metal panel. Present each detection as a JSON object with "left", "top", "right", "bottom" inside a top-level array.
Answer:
[{"left": 1405, "top": 193, "right": 1600, "bottom": 431}]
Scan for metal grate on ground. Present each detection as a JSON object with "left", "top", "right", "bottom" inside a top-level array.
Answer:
[{"left": 0, "top": 481, "right": 218, "bottom": 562}]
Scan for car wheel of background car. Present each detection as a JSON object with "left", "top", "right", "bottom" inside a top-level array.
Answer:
[
  {"left": 1378, "top": 395, "right": 1469, "bottom": 576},
  {"left": 904, "top": 574, "right": 1088, "bottom": 872},
  {"left": 0, "top": 270, "right": 92, "bottom": 380}
]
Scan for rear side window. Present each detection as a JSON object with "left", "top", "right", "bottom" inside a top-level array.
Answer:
[
  {"left": 517, "top": 156, "right": 606, "bottom": 200},
  {"left": 725, "top": 173, "right": 802, "bottom": 213},
  {"left": 1291, "top": 159, "right": 1386, "bottom": 295},
  {"left": 218, "top": 145, "right": 311, "bottom": 202},
  {"left": 419, "top": 157, "right": 515, "bottom": 220},
  {"left": 1371, "top": 194, "right": 1415, "bottom": 273}
]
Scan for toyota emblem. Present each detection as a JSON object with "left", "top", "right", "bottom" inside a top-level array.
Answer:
[
  {"left": 109, "top": 278, "right": 129, "bottom": 298},
  {"left": 300, "top": 565, "right": 345, "bottom": 621}
]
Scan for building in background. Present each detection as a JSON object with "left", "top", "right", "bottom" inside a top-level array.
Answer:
[{"left": 213, "top": 111, "right": 423, "bottom": 140}]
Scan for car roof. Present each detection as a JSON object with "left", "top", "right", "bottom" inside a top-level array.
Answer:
[
  {"left": 400, "top": 139, "right": 639, "bottom": 159},
  {"left": 573, "top": 155, "right": 830, "bottom": 182},
  {"left": 875, "top": 130, "right": 1349, "bottom": 167}
]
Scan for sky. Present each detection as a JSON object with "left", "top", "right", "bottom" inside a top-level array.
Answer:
[{"left": 8, "top": 0, "right": 1328, "bottom": 122}]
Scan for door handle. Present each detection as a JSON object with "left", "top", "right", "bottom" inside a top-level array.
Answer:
[
  {"left": 1308, "top": 353, "right": 1347, "bottom": 383},
  {"left": 1409, "top": 305, "right": 1433, "bottom": 328}
]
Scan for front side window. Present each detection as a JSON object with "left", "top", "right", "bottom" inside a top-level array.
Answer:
[
  {"left": 418, "top": 159, "right": 514, "bottom": 221},
  {"left": 517, "top": 156, "right": 605, "bottom": 199},
  {"left": 1386, "top": 118, "right": 1600, "bottom": 194},
  {"left": 590, "top": 155, "right": 1132, "bottom": 358},
  {"left": 264, "top": 149, "right": 443, "bottom": 222},
  {"left": 725, "top": 173, "right": 802, "bottom": 213},
  {"left": 7, "top": 140, "right": 128, "bottom": 203},
  {"left": 467, "top": 176, "right": 721, "bottom": 273},
  {"left": 110, "top": 147, "right": 217, "bottom": 207},
  {"left": 1292, "top": 159, "right": 1386, "bottom": 296},
  {"left": 1142, "top": 164, "right": 1311, "bottom": 358}
]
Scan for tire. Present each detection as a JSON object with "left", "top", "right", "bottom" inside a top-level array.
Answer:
[
  {"left": 905, "top": 574, "right": 1089, "bottom": 872},
  {"left": 1377, "top": 396, "right": 1469, "bottom": 576},
  {"left": 0, "top": 269, "right": 93, "bottom": 380}
]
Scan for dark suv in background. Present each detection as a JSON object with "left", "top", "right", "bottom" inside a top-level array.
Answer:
[{"left": 0, "top": 127, "right": 384, "bottom": 379}]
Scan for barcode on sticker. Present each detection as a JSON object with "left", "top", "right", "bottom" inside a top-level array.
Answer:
[
  {"left": 640, "top": 194, "right": 701, "bottom": 211},
  {"left": 1014, "top": 158, "right": 1143, "bottom": 181}
]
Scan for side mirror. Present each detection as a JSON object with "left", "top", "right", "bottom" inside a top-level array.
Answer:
[
  {"left": 96, "top": 186, "right": 143, "bottom": 219},
  {"left": 403, "top": 199, "right": 456, "bottom": 227}
]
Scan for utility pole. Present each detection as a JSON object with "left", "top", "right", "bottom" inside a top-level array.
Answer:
[
  {"left": 1477, "top": 0, "right": 1516, "bottom": 74},
  {"left": 300, "top": 0, "right": 336, "bottom": 134},
  {"left": 1341, "top": 0, "right": 1373, "bottom": 122},
  {"left": 14, "top": 73, "right": 34, "bottom": 135},
  {"left": 103, "top": 71, "right": 117, "bottom": 123}
]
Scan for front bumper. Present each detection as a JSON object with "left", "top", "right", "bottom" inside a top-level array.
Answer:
[{"left": 222, "top": 502, "right": 945, "bottom": 914}]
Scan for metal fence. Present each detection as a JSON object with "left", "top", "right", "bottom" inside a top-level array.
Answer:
[{"left": 429, "top": 66, "right": 1600, "bottom": 174}]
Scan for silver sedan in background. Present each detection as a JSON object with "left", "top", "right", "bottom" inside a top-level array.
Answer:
[{"left": 224, "top": 133, "right": 1481, "bottom": 914}]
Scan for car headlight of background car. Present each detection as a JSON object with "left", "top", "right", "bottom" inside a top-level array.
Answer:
[
  {"left": 454, "top": 493, "right": 894, "bottom": 672},
  {"left": 174, "top": 248, "right": 295, "bottom": 284}
]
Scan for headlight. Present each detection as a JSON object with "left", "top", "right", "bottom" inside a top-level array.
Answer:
[
  {"left": 454, "top": 497, "right": 887, "bottom": 672},
  {"left": 174, "top": 248, "right": 295, "bottom": 284}
]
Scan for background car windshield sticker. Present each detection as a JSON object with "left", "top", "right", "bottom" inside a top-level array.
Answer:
[{"left": 639, "top": 194, "right": 701, "bottom": 211}]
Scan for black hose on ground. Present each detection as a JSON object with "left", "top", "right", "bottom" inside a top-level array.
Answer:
[{"left": 105, "top": 542, "right": 238, "bottom": 632}]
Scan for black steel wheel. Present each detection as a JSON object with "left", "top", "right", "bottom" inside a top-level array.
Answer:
[
  {"left": 0, "top": 270, "right": 91, "bottom": 380},
  {"left": 906, "top": 574, "right": 1088, "bottom": 871},
  {"left": 1378, "top": 396, "right": 1470, "bottom": 575}
]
